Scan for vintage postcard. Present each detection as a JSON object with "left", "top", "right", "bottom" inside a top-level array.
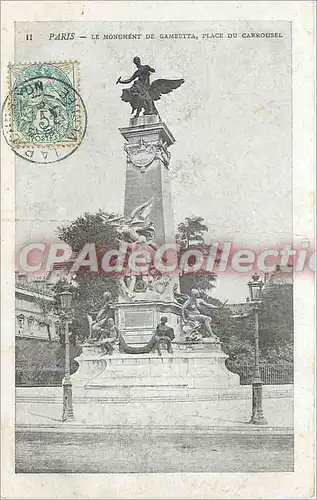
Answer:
[{"left": 1, "top": 1, "right": 315, "bottom": 499}]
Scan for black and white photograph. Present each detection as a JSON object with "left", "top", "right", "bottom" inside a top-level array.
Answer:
[{"left": 1, "top": 2, "right": 315, "bottom": 499}]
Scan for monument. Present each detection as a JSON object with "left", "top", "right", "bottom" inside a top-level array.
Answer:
[{"left": 71, "top": 58, "right": 239, "bottom": 400}]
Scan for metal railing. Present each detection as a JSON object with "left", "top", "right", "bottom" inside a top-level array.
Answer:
[{"left": 226, "top": 361, "right": 294, "bottom": 385}]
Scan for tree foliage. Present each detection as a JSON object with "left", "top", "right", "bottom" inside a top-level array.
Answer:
[
  {"left": 55, "top": 211, "right": 121, "bottom": 340},
  {"left": 57, "top": 210, "right": 119, "bottom": 252},
  {"left": 176, "top": 215, "right": 218, "bottom": 297},
  {"left": 15, "top": 338, "right": 80, "bottom": 386},
  {"left": 259, "top": 279, "right": 293, "bottom": 357},
  {"left": 185, "top": 268, "right": 294, "bottom": 365},
  {"left": 176, "top": 216, "right": 209, "bottom": 248},
  {"left": 179, "top": 273, "right": 218, "bottom": 298}
]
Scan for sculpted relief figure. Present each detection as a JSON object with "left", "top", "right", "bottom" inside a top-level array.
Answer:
[
  {"left": 106, "top": 197, "right": 155, "bottom": 247},
  {"left": 99, "top": 318, "right": 120, "bottom": 356},
  {"left": 87, "top": 291, "right": 114, "bottom": 341},
  {"left": 155, "top": 316, "right": 175, "bottom": 354},
  {"left": 116, "top": 56, "right": 185, "bottom": 117},
  {"left": 106, "top": 198, "right": 158, "bottom": 299},
  {"left": 119, "top": 235, "right": 157, "bottom": 299},
  {"left": 181, "top": 288, "right": 221, "bottom": 342}
]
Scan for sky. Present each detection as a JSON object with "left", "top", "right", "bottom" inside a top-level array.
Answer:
[{"left": 14, "top": 21, "right": 292, "bottom": 301}]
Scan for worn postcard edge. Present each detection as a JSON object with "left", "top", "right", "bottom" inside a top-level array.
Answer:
[{"left": 1, "top": 1, "right": 315, "bottom": 499}]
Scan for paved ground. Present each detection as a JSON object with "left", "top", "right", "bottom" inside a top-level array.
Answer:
[
  {"left": 16, "top": 430, "right": 294, "bottom": 473},
  {"left": 16, "top": 385, "right": 294, "bottom": 428},
  {"left": 15, "top": 385, "right": 294, "bottom": 473}
]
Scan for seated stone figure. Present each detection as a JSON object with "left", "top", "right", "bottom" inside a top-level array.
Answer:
[
  {"left": 99, "top": 318, "right": 119, "bottom": 356},
  {"left": 155, "top": 316, "right": 175, "bottom": 354},
  {"left": 182, "top": 288, "right": 220, "bottom": 341}
]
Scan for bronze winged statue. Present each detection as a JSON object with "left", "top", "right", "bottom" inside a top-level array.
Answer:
[{"left": 116, "top": 56, "right": 184, "bottom": 117}]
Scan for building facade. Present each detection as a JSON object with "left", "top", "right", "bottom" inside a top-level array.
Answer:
[{"left": 15, "top": 275, "right": 59, "bottom": 341}]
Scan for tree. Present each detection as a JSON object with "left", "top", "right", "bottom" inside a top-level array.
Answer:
[
  {"left": 179, "top": 273, "right": 218, "bottom": 298},
  {"left": 176, "top": 216, "right": 218, "bottom": 296},
  {"left": 193, "top": 297, "right": 256, "bottom": 363},
  {"left": 55, "top": 211, "right": 121, "bottom": 340},
  {"left": 222, "top": 335, "right": 255, "bottom": 364},
  {"left": 57, "top": 210, "right": 118, "bottom": 252},
  {"left": 16, "top": 337, "right": 81, "bottom": 386},
  {"left": 259, "top": 272, "right": 293, "bottom": 359},
  {"left": 176, "top": 216, "right": 208, "bottom": 248},
  {"left": 221, "top": 272, "right": 294, "bottom": 365}
]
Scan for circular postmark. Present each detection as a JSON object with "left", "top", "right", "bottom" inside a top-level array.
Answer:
[{"left": 2, "top": 74, "right": 87, "bottom": 164}]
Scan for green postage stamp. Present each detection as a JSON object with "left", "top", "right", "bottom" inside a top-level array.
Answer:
[{"left": 3, "top": 61, "right": 87, "bottom": 163}]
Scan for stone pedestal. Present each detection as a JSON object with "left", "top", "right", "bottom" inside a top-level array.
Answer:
[
  {"left": 71, "top": 340, "right": 240, "bottom": 401},
  {"left": 115, "top": 299, "right": 182, "bottom": 343},
  {"left": 120, "top": 115, "right": 175, "bottom": 247}
]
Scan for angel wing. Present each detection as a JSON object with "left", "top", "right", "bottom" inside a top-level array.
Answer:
[
  {"left": 149, "top": 79, "right": 185, "bottom": 101},
  {"left": 129, "top": 197, "right": 154, "bottom": 221},
  {"left": 103, "top": 213, "right": 124, "bottom": 226}
]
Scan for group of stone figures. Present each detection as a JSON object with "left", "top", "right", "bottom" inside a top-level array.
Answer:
[
  {"left": 86, "top": 288, "right": 222, "bottom": 356},
  {"left": 86, "top": 292, "right": 175, "bottom": 356}
]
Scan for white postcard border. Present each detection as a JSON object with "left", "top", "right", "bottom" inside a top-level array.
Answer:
[{"left": 1, "top": 1, "right": 315, "bottom": 498}]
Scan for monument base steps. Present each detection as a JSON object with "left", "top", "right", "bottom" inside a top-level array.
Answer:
[{"left": 70, "top": 342, "right": 240, "bottom": 401}]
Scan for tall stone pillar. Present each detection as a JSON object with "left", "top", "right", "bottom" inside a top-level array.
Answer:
[
  {"left": 120, "top": 115, "right": 176, "bottom": 246},
  {"left": 116, "top": 115, "right": 181, "bottom": 343}
]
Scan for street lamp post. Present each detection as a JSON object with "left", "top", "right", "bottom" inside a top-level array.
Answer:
[
  {"left": 60, "top": 284, "right": 75, "bottom": 422},
  {"left": 247, "top": 273, "right": 267, "bottom": 425}
]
